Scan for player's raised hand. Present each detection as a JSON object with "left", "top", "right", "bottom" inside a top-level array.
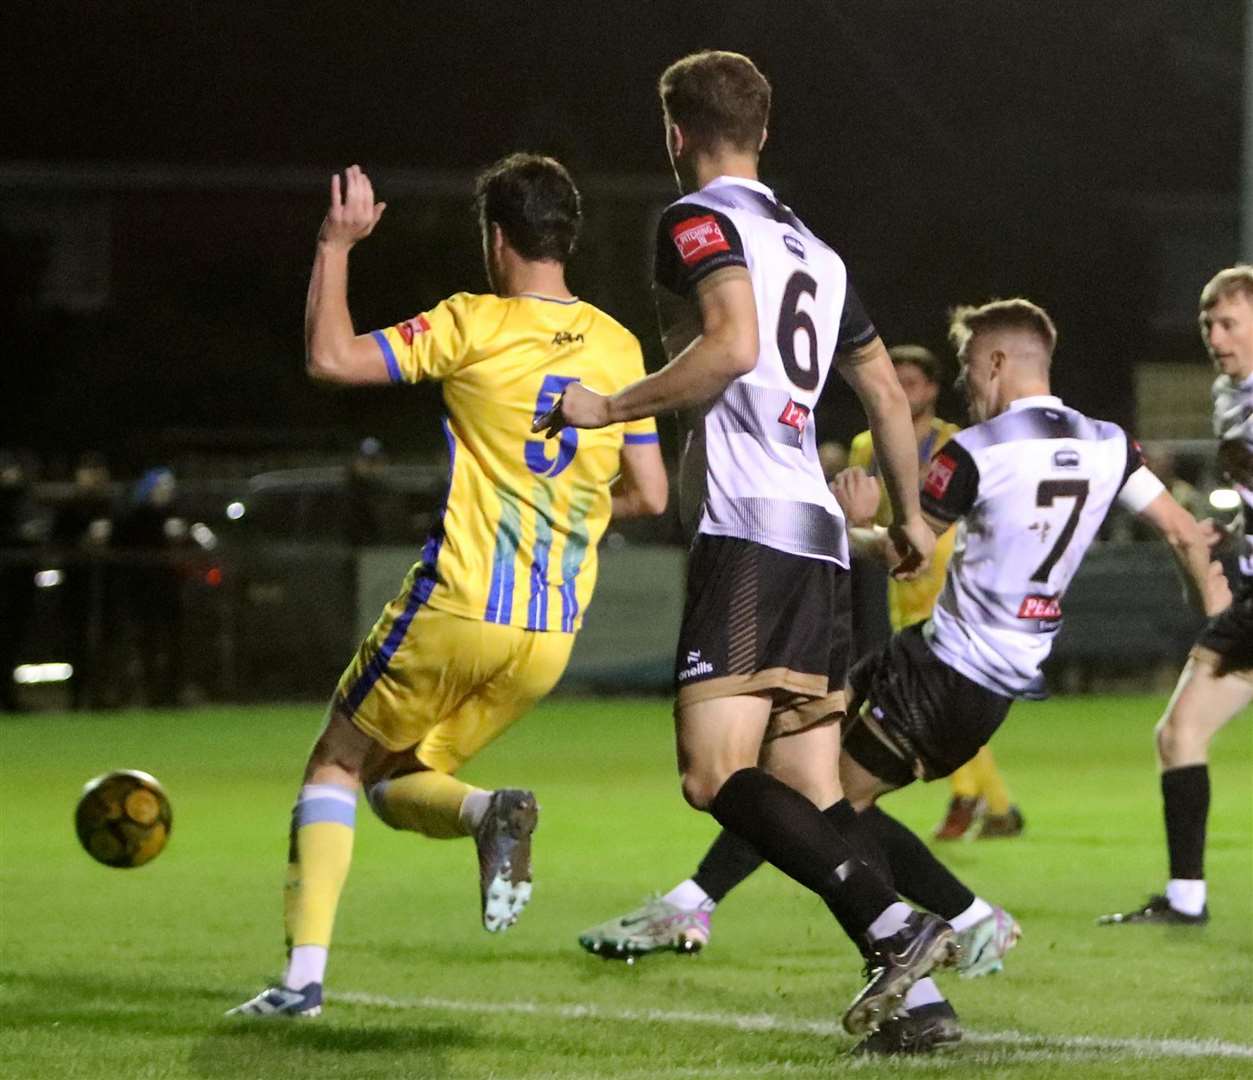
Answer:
[
  {"left": 319, "top": 164, "right": 386, "bottom": 249},
  {"left": 831, "top": 467, "right": 880, "bottom": 527},
  {"left": 532, "top": 381, "right": 612, "bottom": 438},
  {"left": 886, "top": 516, "right": 935, "bottom": 580}
]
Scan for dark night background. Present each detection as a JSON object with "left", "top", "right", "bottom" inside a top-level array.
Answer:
[{"left": 2, "top": 1, "right": 1242, "bottom": 473}]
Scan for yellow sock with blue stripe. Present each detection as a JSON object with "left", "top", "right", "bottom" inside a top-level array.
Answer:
[
  {"left": 368, "top": 770, "right": 487, "bottom": 839},
  {"left": 283, "top": 783, "right": 356, "bottom": 990}
]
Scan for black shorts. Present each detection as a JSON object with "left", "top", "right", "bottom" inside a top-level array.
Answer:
[
  {"left": 842, "top": 624, "right": 1013, "bottom": 787},
  {"left": 1193, "top": 582, "right": 1253, "bottom": 680},
  {"left": 674, "top": 535, "right": 851, "bottom": 738}
]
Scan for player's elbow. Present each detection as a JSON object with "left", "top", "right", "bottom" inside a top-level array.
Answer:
[
  {"left": 639, "top": 476, "right": 669, "bottom": 517},
  {"left": 306, "top": 347, "right": 351, "bottom": 384},
  {"left": 724, "top": 331, "right": 759, "bottom": 377},
  {"left": 706, "top": 320, "right": 758, "bottom": 378}
]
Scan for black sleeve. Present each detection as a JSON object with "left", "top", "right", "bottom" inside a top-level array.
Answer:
[
  {"left": 1121, "top": 434, "right": 1147, "bottom": 487},
  {"left": 835, "top": 279, "right": 877, "bottom": 353},
  {"left": 920, "top": 439, "right": 980, "bottom": 523},
  {"left": 653, "top": 203, "right": 747, "bottom": 296}
]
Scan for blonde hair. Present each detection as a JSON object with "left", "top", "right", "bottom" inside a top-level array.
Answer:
[
  {"left": 948, "top": 298, "right": 1058, "bottom": 359},
  {"left": 1199, "top": 265, "right": 1253, "bottom": 313}
]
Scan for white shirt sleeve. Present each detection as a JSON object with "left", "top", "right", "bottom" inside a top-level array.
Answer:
[{"left": 1117, "top": 465, "right": 1167, "bottom": 513}]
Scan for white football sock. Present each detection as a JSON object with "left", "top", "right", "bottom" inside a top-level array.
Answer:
[
  {"left": 867, "top": 901, "right": 913, "bottom": 942},
  {"left": 948, "top": 896, "right": 994, "bottom": 932},
  {"left": 904, "top": 977, "right": 945, "bottom": 1010},
  {"left": 284, "top": 944, "right": 328, "bottom": 990},
  {"left": 664, "top": 879, "right": 714, "bottom": 912},
  {"left": 458, "top": 789, "right": 493, "bottom": 834},
  {"left": 1166, "top": 879, "right": 1206, "bottom": 916}
]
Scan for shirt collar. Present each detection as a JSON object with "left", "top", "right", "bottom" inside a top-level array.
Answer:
[
  {"left": 1005, "top": 394, "right": 1064, "bottom": 412},
  {"left": 701, "top": 175, "right": 774, "bottom": 198}
]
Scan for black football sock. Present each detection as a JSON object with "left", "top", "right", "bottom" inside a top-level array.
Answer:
[
  {"left": 860, "top": 805, "right": 974, "bottom": 920},
  {"left": 825, "top": 799, "right": 893, "bottom": 888},
  {"left": 709, "top": 767, "right": 897, "bottom": 943},
  {"left": 1162, "top": 764, "right": 1209, "bottom": 881},
  {"left": 692, "top": 829, "right": 766, "bottom": 903}
]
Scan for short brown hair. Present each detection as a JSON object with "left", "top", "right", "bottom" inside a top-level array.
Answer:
[
  {"left": 888, "top": 344, "right": 940, "bottom": 384},
  {"left": 1199, "top": 265, "right": 1253, "bottom": 312},
  {"left": 948, "top": 298, "right": 1058, "bottom": 359},
  {"left": 658, "top": 51, "right": 771, "bottom": 154}
]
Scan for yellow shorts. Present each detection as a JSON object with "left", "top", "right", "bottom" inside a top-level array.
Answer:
[{"left": 334, "top": 600, "right": 574, "bottom": 773}]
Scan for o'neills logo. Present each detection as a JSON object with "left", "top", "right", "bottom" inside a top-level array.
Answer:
[
  {"left": 679, "top": 648, "right": 714, "bottom": 681},
  {"left": 1018, "top": 594, "right": 1062, "bottom": 620}
]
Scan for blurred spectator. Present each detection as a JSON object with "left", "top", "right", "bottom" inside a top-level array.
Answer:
[
  {"left": 346, "top": 437, "right": 389, "bottom": 546},
  {"left": 50, "top": 452, "right": 115, "bottom": 709},
  {"left": 1143, "top": 444, "right": 1209, "bottom": 521},
  {"left": 818, "top": 440, "right": 849, "bottom": 484},
  {"left": 50, "top": 452, "right": 113, "bottom": 548},
  {"left": 1107, "top": 444, "right": 1210, "bottom": 541},
  {"left": 113, "top": 467, "right": 188, "bottom": 706},
  {"left": 0, "top": 453, "right": 36, "bottom": 710}
]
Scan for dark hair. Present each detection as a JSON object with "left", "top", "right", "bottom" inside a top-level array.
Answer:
[
  {"left": 887, "top": 344, "right": 941, "bottom": 384},
  {"left": 474, "top": 153, "right": 581, "bottom": 263},
  {"left": 658, "top": 50, "right": 771, "bottom": 154},
  {"left": 948, "top": 298, "right": 1058, "bottom": 357}
]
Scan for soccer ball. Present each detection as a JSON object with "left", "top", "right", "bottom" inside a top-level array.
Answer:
[{"left": 75, "top": 769, "right": 173, "bottom": 868}]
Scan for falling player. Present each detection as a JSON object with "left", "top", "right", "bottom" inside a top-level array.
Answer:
[
  {"left": 575, "top": 297, "right": 1229, "bottom": 1054},
  {"left": 849, "top": 345, "right": 1025, "bottom": 840},
  {"left": 537, "top": 49, "right": 953, "bottom": 1038},
  {"left": 1100, "top": 265, "right": 1252, "bottom": 926},
  {"left": 229, "top": 154, "right": 667, "bottom": 1017}
]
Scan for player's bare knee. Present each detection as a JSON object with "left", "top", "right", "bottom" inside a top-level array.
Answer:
[
  {"left": 1154, "top": 708, "right": 1204, "bottom": 767},
  {"left": 680, "top": 769, "right": 724, "bottom": 812}
]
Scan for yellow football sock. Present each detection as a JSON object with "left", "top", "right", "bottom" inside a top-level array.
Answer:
[
  {"left": 372, "top": 770, "right": 481, "bottom": 839},
  {"left": 948, "top": 762, "right": 980, "bottom": 799},
  {"left": 285, "top": 784, "right": 357, "bottom": 949},
  {"left": 970, "top": 746, "right": 1012, "bottom": 816}
]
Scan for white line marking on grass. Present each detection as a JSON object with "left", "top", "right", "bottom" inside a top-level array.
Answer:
[{"left": 334, "top": 989, "right": 1253, "bottom": 1061}]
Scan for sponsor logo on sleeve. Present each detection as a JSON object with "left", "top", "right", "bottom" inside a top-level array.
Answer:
[
  {"left": 396, "top": 314, "right": 431, "bottom": 346},
  {"left": 924, "top": 453, "right": 957, "bottom": 499},
  {"left": 1017, "top": 594, "right": 1062, "bottom": 620},
  {"left": 671, "top": 214, "right": 731, "bottom": 266}
]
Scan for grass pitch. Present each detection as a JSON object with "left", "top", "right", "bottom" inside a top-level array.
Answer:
[{"left": 1, "top": 695, "right": 1250, "bottom": 1079}]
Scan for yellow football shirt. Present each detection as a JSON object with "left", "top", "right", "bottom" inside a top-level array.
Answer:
[
  {"left": 848, "top": 417, "right": 960, "bottom": 631},
  {"left": 369, "top": 291, "right": 657, "bottom": 634}
]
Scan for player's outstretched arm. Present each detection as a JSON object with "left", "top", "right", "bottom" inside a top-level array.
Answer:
[
  {"left": 1137, "top": 490, "right": 1233, "bottom": 616},
  {"left": 533, "top": 269, "right": 758, "bottom": 435},
  {"left": 611, "top": 441, "right": 669, "bottom": 519},
  {"left": 839, "top": 336, "right": 934, "bottom": 578},
  {"left": 305, "top": 165, "right": 393, "bottom": 385}
]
